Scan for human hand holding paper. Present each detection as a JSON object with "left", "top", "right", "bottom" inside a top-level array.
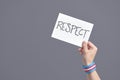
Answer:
[
  {"left": 78, "top": 41, "right": 98, "bottom": 65},
  {"left": 78, "top": 41, "right": 101, "bottom": 80}
]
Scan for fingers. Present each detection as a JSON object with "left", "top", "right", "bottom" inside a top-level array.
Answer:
[
  {"left": 78, "top": 41, "right": 97, "bottom": 55},
  {"left": 88, "top": 41, "right": 97, "bottom": 50},
  {"left": 82, "top": 41, "right": 88, "bottom": 51},
  {"left": 78, "top": 48, "right": 83, "bottom": 55}
]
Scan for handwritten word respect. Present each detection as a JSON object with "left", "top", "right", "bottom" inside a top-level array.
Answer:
[{"left": 56, "top": 21, "right": 90, "bottom": 38}]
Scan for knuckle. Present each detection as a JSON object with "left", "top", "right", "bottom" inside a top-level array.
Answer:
[{"left": 94, "top": 47, "right": 98, "bottom": 51}]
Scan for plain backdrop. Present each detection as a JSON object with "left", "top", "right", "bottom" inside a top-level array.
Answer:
[{"left": 0, "top": 0, "right": 120, "bottom": 80}]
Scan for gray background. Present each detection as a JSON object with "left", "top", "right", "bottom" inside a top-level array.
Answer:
[{"left": 0, "top": 0, "right": 120, "bottom": 80}]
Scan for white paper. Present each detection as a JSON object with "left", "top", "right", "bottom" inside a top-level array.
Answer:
[{"left": 51, "top": 13, "right": 94, "bottom": 47}]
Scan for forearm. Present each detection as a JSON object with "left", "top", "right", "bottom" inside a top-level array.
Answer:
[
  {"left": 82, "top": 62, "right": 101, "bottom": 80},
  {"left": 78, "top": 41, "right": 101, "bottom": 80},
  {"left": 87, "top": 70, "right": 101, "bottom": 80}
]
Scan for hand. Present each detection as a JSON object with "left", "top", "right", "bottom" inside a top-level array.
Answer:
[{"left": 78, "top": 41, "right": 98, "bottom": 65}]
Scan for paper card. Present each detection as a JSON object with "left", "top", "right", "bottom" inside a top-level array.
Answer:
[{"left": 51, "top": 13, "right": 94, "bottom": 47}]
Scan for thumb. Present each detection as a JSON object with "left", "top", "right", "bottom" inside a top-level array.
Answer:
[{"left": 82, "top": 41, "right": 88, "bottom": 52}]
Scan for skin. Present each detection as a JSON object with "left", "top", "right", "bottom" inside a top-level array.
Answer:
[{"left": 78, "top": 41, "right": 101, "bottom": 80}]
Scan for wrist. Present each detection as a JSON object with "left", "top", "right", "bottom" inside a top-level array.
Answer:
[
  {"left": 82, "top": 60, "right": 93, "bottom": 66},
  {"left": 82, "top": 61, "right": 96, "bottom": 74}
]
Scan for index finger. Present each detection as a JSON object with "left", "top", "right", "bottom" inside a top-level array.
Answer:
[{"left": 88, "top": 41, "right": 97, "bottom": 49}]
